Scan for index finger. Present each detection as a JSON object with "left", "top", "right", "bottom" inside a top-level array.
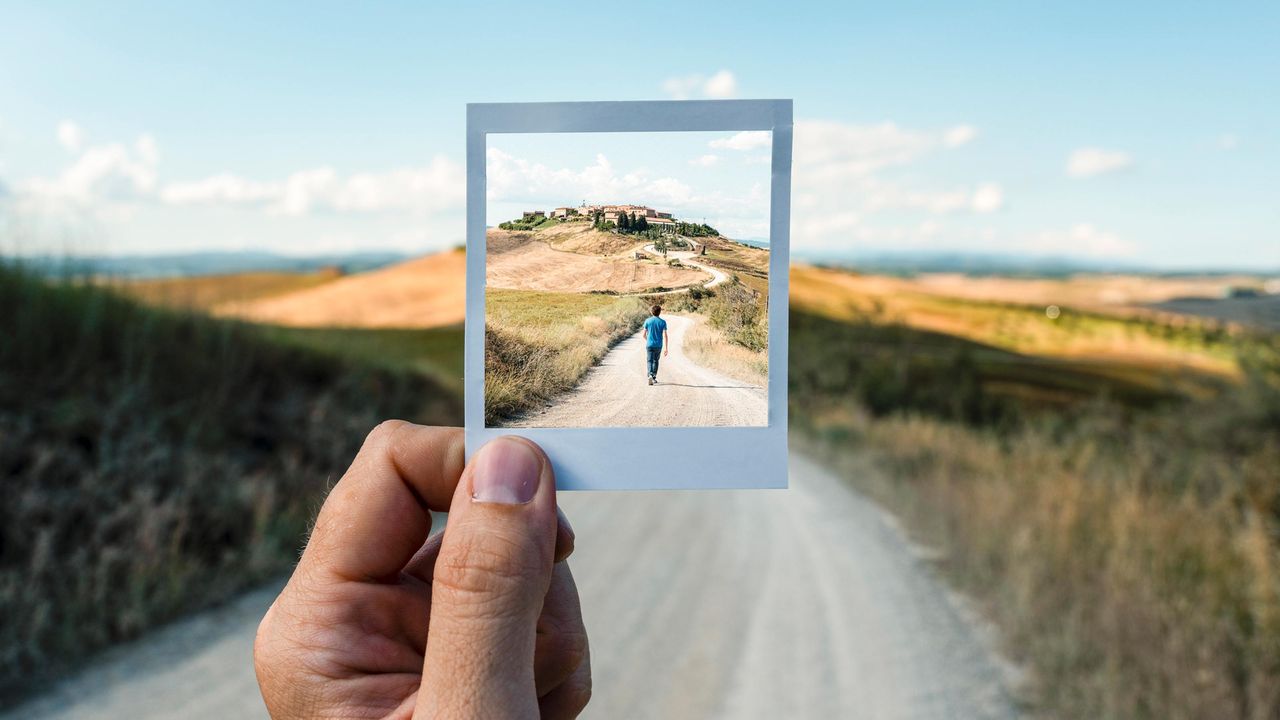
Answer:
[{"left": 300, "top": 421, "right": 466, "bottom": 583}]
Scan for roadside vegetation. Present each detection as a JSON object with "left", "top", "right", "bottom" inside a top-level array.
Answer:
[
  {"left": 0, "top": 262, "right": 460, "bottom": 701},
  {"left": 498, "top": 215, "right": 559, "bottom": 231},
  {"left": 665, "top": 282, "right": 770, "bottom": 383},
  {"left": 790, "top": 264, "right": 1280, "bottom": 719},
  {"left": 485, "top": 288, "right": 649, "bottom": 423}
]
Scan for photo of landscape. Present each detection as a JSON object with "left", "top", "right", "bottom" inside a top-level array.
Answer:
[{"left": 483, "top": 132, "right": 772, "bottom": 428}]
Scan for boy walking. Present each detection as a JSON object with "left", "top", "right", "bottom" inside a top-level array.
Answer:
[{"left": 642, "top": 304, "right": 668, "bottom": 385}]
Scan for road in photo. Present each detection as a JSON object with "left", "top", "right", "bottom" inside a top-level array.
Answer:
[{"left": 508, "top": 313, "right": 765, "bottom": 427}]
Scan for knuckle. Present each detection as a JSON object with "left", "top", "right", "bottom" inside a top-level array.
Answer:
[
  {"left": 545, "top": 626, "right": 590, "bottom": 671},
  {"left": 433, "top": 529, "right": 544, "bottom": 611},
  {"left": 567, "top": 676, "right": 593, "bottom": 715},
  {"left": 364, "top": 419, "right": 407, "bottom": 448}
]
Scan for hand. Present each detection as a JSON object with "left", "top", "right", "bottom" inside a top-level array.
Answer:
[
  {"left": 254, "top": 423, "right": 590, "bottom": 719},
  {"left": 664, "top": 348, "right": 669, "bottom": 357}
]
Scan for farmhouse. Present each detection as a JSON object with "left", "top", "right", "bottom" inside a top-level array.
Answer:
[{"left": 520, "top": 202, "right": 689, "bottom": 234}]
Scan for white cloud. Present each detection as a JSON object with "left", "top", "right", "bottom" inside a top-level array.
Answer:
[
  {"left": 159, "top": 173, "right": 279, "bottom": 205},
  {"left": 486, "top": 147, "right": 769, "bottom": 237},
  {"left": 21, "top": 137, "right": 158, "bottom": 202},
  {"left": 661, "top": 70, "right": 738, "bottom": 100},
  {"left": 970, "top": 183, "right": 1003, "bottom": 213},
  {"left": 789, "top": 119, "right": 997, "bottom": 250},
  {"left": 795, "top": 120, "right": 939, "bottom": 181},
  {"left": 689, "top": 154, "right": 720, "bottom": 167},
  {"left": 1028, "top": 223, "right": 1134, "bottom": 257},
  {"left": 160, "top": 156, "right": 464, "bottom": 216},
  {"left": 710, "top": 131, "right": 771, "bottom": 151},
  {"left": 57, "top": 121, "right": 84, "bottom": 153},
  {"left": 703, "top": 70, "right": 737, "bottom": 99},
  {"left": 943, "top": 124, "right": 978, "bottom": 147},
  {"left": 796, "top": 211, "right": 861, "bottom": 240},
  {"left": 661, "top": 75, "right": 702, "bottom": 100},
  {"left": 1218, "top": 133, "right": 1239, "bottom": 151},
  {"left": 1066, "top": 147, "right": 1133, "bottom": 178}
]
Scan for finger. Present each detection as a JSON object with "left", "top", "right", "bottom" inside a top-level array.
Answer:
[
  {"left": 404, "top": 507, "right": 572, "bottom": 586},
  {"left": 417, "top": 436, "right": 559, "bottom": 718},
  {"left": 534, "top": 563, "right": 588, "bottom": 698},
  {"left": 554, "top": 507, "right": 575, "bottom": 563},
  {"left": 301, "top": 422, "right": 465, "bottom": 583},
  {"left": 538, "top": 642, "right": 592, "bottom": 719}
]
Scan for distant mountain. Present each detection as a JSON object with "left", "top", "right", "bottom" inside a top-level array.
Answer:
[
  {"left": 13, "top": 250, "right": 410, "bottom": 279},
  {"left": 794, "top": 249, "right": 1279, "bottom": 278}
]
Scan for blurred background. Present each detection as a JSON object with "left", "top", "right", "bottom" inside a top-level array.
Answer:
[{"left": 1, "top": 3, "right": 1277, "bottom": 718}]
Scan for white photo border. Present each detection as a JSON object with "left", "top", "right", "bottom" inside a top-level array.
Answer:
[{"left": 466, "top": 100, "right": 792, "bottom": 491}]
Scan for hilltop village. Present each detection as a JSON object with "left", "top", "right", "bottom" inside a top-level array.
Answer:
[{"left": 499, "top": 203, "right": 722, "bottom": 239}]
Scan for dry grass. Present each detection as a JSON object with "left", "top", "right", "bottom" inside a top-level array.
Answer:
[
  {"left": 485, "top": 288, "right": 649, "bottom": 423},
  {"left": 683, "top": 319, "right": 767, "bottom": 386},
  {"left": 217, "top": 250, "right": 466, "bottom": 328},
  {"left": 487, "top": 233, "right": 704, "bottom": 294},
  {"left": 792, "top": 265, "right": 1243, "bottom": 379},
  {"left": 0, "top": 263, "right": 460, "bottom": 701},
  {"left": 790, "top": 268, "right": 1280, "bottom": 719},
  {"left": 799, "top": 395, "right": 1280, "bottom": 719},
  {"left": 111, "top": 269, "right": 341, "bottom": 309},
  {"left": 534, "top": 223, "right": 643, "bottom": 256}
]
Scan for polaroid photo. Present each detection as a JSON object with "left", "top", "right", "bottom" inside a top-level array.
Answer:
[{"left": 465, "top": 100, "right": 792, "bottom": 490}]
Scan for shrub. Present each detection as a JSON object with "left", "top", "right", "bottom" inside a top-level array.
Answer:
[{"left": 705, "top": 279, "right": 767, "bottom": 352}]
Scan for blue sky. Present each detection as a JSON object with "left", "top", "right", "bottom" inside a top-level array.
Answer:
[
  {"left": 0, "top": 1, "right": 1276, "bottom": 269},
  {"left": 487, "top": 131, "right": 772, "bottom": 238}
]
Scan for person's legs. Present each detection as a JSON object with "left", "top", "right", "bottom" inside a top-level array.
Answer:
[{"left": 646, "top": 347, "right": 660, "bottom": 379}]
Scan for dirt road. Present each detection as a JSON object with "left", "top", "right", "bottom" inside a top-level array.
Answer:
[
  {"left": 3, "top": 455, "right": 1018, "bottom": 720},
  {"left": 637, "top": 242, "right": 729, "bottom": 293},
  {"left": 504, "top": 314, "right": 767, "bottom": 428}
]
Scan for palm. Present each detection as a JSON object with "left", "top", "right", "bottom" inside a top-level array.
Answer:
[{"left": 262, "top": 563, "right": 438, "bottom": 718}]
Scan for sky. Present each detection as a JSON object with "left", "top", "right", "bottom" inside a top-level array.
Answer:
[
  {"left": 0, "top": 2, "right": 1276, "bottom": 269},
  {"left": 486, "top": 131, "right": 772, "bottom": 239}
]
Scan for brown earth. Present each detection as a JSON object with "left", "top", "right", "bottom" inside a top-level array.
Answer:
[
  {"left": 487, "top": 230, "right": 706, "bottom": 294},
  {"left": 216, "top": 250, "right": 466, "bottom": 328}
]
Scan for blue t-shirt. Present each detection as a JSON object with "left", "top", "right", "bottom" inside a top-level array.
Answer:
[{"left": 643, "top": 316, "right": 667, "bottom": 348}]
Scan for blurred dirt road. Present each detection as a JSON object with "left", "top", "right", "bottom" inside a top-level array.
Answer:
[{"left": 4, "top": 455, "right": 1019, "bottom": 720}]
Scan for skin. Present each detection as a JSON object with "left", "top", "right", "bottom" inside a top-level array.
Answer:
[{"left": 254, "top": 423, "right": 590, "bottom": 719}]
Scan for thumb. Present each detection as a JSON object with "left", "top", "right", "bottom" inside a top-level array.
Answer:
[{"left": 418, "top": 436, "right": 558, "bottom": 719}]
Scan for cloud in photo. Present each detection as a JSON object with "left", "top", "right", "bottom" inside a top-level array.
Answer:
[
  {"left": 486, "top": 146, "right": 768, "bottom": 238},
  {"left": 710, "top": 131, "right": 771, "bottom": 151}
]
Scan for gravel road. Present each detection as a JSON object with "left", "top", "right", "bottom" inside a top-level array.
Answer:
[
  {"left": 505, "top": 314, "right": 767, "bottom": 428},
  {"left": 4, "top": 455, "right": 1019, "bottom": 720}
]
